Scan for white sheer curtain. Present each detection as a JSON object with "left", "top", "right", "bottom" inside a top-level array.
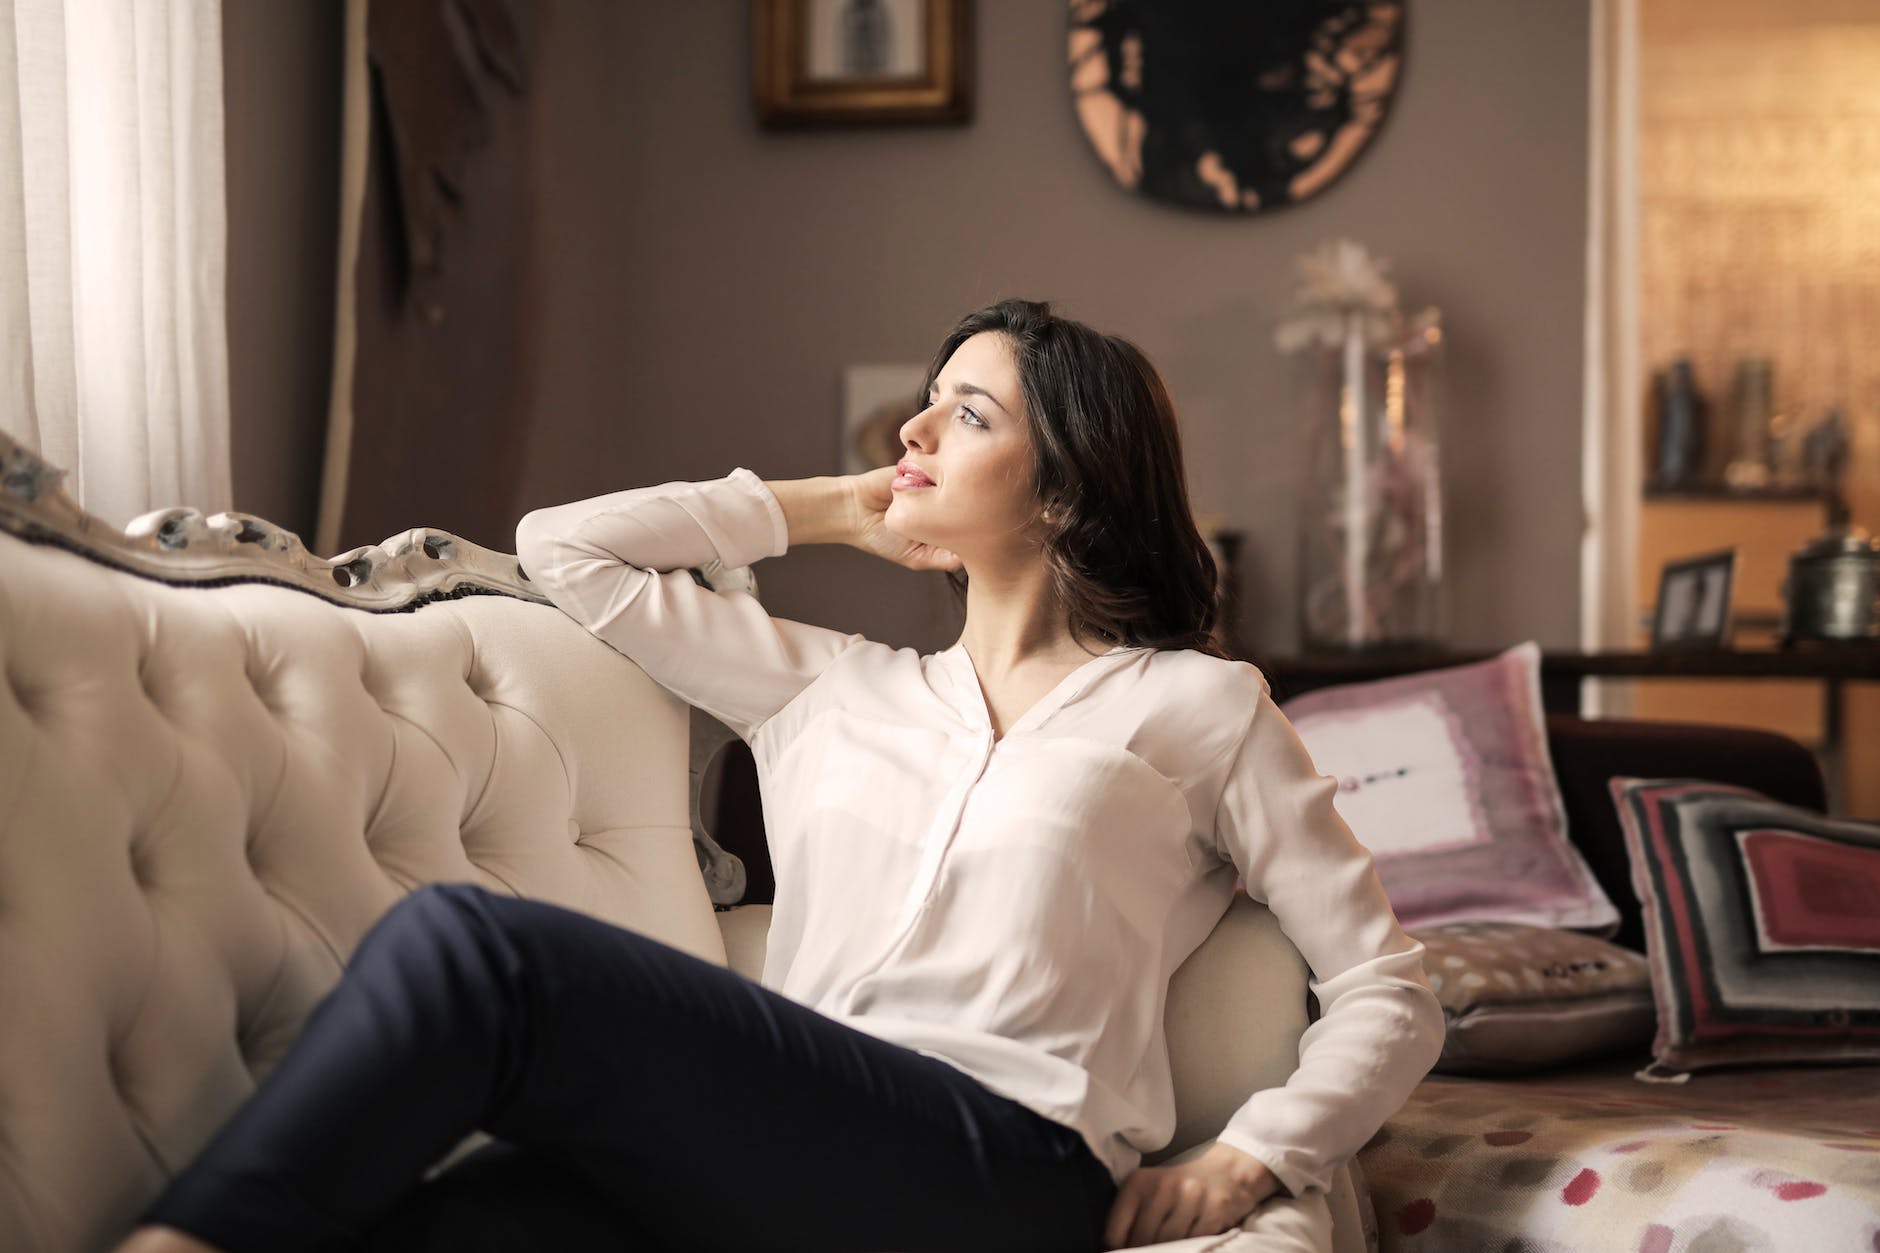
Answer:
[{"left": 0, "top": 0, "right": 230, "bottom": 527}]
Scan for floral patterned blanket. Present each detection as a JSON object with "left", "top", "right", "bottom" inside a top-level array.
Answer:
[{"left": 1357, "top": 1061, "right": 1880, "bottom": 1251}]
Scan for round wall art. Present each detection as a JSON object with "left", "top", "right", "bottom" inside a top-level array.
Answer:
[{"left": 1068, "top": 0, "right": 1405, "bottom": 213}]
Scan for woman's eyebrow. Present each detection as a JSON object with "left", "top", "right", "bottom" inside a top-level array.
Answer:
[{"left": 928, "top": 380, "right": 1014, "bottom": 416}]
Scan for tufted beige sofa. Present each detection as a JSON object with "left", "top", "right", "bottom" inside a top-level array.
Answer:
[{"left": 0, "top": 432, "right": 1374, "bottom": 1253}]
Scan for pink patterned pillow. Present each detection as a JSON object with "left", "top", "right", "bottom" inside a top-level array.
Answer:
[{"left": 1280, "top": 642, "right": 1618, "bottom": 932}]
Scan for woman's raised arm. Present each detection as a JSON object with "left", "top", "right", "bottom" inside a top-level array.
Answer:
[
  {"left": 764, "top": 475, "right": 859, "bottom": 546},
  {"left": 515, "top": 469, "right": 868, "bottom": 743}
]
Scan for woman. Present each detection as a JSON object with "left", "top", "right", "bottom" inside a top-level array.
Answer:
[{"left": 122, "top": 299, "right": 1444, "bottom": 1253}]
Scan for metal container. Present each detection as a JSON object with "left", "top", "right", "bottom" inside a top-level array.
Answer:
[{"left": 1781, "top": 527, "right": 1880, "bottom": 642}]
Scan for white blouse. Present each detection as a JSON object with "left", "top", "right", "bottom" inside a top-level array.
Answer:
[{"left": 515, "top": 469, "right": 1445, "bottom": 1197}]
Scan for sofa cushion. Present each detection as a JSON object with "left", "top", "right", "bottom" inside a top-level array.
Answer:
[
  {"left": 1612, "top": 777, "right": 1880, "bottom": 1077},
  {"left": 1150, "top": 893, "right": 1311, "bottom": 1167},
  {"left": 1359, "top": 1059, "right": 1880, "bottom": 1250},
  {"left": 1411, "top": 921, "right": 1654, "bottom": 1075},
  {"left": 1280, "top": 642, "right": 1618, "bottom": 931}
]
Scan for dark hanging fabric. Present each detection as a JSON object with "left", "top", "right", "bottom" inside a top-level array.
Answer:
[{"left": 335, "top": 0, "right": 538, "bottom": 553}]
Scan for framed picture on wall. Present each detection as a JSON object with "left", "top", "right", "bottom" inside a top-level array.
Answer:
[
  {"left": 1650, "top": 548, "right": 1737, "bottom": 650},
  {"left": 754, "top": 0, "right": 973, "bottom": 128}
]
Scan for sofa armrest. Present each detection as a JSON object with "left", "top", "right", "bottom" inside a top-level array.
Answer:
[
  {"left": 1545, "top": 713, "right": 1826, "bottom": 951},
  {"left": 717, "top": 903, "right": 771, "bottom": 982}
]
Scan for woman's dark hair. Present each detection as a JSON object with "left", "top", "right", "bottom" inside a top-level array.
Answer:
[{"left": 918, "top": 298, "right": 1226, "bottom": 659}]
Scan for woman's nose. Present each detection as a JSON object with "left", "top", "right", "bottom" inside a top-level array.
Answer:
[{"left": 900, "top": 402, "right": 935, "bottom": 451}]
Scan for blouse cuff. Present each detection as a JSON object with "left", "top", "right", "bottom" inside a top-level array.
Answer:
[
  {"left": 1213, "top": 1127, "right": 1322, "bottom": 1201},
  {"left": 719, "top": 467, "right": 790, "bottom": 565}
]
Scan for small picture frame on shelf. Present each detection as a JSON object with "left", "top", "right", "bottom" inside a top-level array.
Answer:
[
  {"left": 1651, "top": 549, "right": 1737, "bottom": 650},
  {"left": 753, "top": 0, "right": 972, "bottom": 128}
]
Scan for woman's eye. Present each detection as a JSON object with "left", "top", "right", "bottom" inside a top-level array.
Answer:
[{"left": 924, "top": 396, "right": 987, "bottom": 429}]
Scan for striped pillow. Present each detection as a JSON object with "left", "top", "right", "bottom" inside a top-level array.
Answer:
[{"left": 1611, "top": 777, "right": 1880, "bottom": 1078}]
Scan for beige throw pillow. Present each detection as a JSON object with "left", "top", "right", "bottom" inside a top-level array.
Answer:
[{"left": 1412, "top": 921, "right": 1655, "bottom": 1075}]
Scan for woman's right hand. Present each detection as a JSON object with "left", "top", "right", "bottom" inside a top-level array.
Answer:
[{"left": 844, "top": 466, "right": 963, "bottom": 573}]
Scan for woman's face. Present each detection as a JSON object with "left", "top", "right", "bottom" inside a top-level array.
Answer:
[{"left": 887, "top": 331, "right": 1042, "bottom": 562}]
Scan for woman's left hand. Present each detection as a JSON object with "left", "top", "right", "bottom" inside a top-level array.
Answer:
[{"left": 1102, "top": 1142, "right": 1280, "bottom": 1249}]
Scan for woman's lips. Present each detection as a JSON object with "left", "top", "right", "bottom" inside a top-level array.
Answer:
[{"left": 892, "top": 462, "right": 935, "bottom": 490}]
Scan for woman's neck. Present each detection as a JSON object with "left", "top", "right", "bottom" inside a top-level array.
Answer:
[{"left": 955, "top": 562, "right": 1107, "bottom": 676}]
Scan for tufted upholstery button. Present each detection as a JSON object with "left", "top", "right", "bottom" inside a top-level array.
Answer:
[
  {"left": 104, "top": 1043, "right": 129, "bottom": 1103},
  {"left": 138, "top": 663, "right": 162, "bottom": 714},
  {"left": 465, "top": 668, "right": 498, "bottom": 705},
  {"left": 243, "top": 659, "right": 276, "bottom": 716},
  {"left": 128, "top": 840, "right": 152, "bottom": 891}
]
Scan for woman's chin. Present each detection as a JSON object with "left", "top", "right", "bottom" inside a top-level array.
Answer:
[{"left": 883, "top": 506, "right": 945, "bottom": 551}]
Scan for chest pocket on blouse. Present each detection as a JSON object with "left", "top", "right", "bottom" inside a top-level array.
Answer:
[
  {"left": 950, "top": 737, "right": 1198, "bottom": 938},
  {"left": 769, "top": 708, "right": 954, "bottom": 857}
]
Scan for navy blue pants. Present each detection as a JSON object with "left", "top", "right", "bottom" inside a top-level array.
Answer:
[{"left": 144, "top": 884, "right": 1118, "bottom": 1252}]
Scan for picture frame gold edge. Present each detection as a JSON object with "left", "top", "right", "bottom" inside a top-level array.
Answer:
[{"left": 753, "top": 0, "right": 974, "bottom": 130}]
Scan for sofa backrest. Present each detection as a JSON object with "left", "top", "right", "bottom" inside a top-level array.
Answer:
[
  {"left": 1543, "top": 712, "right": 1827, "bottom": 951},
  {"left": 0, "top": 453, "right": 720, "bottom": 1251}
]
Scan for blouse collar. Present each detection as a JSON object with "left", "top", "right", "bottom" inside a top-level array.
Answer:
[{"left": 937, "top": 641, "right": 1143, "bottom": 740}]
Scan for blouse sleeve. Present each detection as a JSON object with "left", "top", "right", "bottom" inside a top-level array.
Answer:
[
  {"left": 1207, "top": 672, "right": 1446, "bottom": 1199},
  {"left": 514, "top": 468, "right": 864, "bottom": 743}
]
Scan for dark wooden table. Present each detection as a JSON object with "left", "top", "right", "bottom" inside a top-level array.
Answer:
[{"left": 1251, "top": 642, "right": 1880, "bottom": 814}]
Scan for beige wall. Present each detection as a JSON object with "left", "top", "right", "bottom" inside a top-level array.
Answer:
[{"left": 225, "top": 2, "right": 1590, "bottom": 658}]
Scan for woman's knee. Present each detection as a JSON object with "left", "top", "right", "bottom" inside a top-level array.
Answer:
[
  {"left": 355, "top": 882, "right": 510, "bottom": 969},
  {"left": 403, "top": 880, "right": 497, "bottom": 919}
]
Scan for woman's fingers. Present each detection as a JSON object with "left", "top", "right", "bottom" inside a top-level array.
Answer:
[
  {"left": 1101, "top": 1181, "right": 1143, "bottom": 1249},
  {"left": 1109, "top": 1161, "right": 1269, "bottom": 1248},
  {"left": 846, "top": 464, "right": 964, "bottom": 572},
  {"left": 1147, "top": 1178, "right": 1206, "bottom": 1244},
  {"left": 916, "top": 545, "right": 962, "bottom": 571},
  {"left": 1108, "top": 1169, "right": 1184, "bottom": 1248},
  {"left": 852, "top": 464, "right": 895, "bottom": 509},
  {"left": 1130, "top": 1178, "right": 1182, "bottom": 1245}
]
